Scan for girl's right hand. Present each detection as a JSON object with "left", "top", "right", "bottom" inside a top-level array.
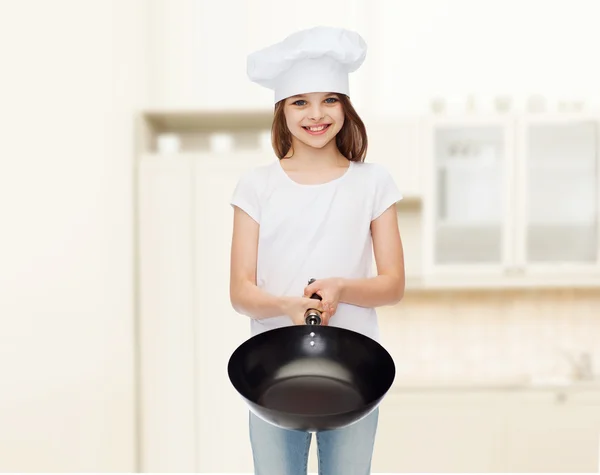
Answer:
[{"left": 281, "top": 296, "right": 327, "bottom": 326}]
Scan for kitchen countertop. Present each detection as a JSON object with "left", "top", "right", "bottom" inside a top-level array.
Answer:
[{"left": 389, "top": 376, "right": 600, "bottom": 391}]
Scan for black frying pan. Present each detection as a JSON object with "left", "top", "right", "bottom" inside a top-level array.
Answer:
[{"left": 227, "top": 279, "right": 395, "bottom": 432}]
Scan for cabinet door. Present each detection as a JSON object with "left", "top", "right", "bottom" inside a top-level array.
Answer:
[
  {"left": 372, "top": 391, "right": 506, "bottom": 472},
  {"left": 138, "top": 156, "right": 197, "bottom": 472},
  {"left": 193, "top": 158, "right": 261, "bottom": 473},
  {"left": 423, "top": 119, "right": 515, "bottom": 274},
  {"left": 515, "top": 118, "right": 600, "bottom": 272},
  {"left": 501, "top": 390, "right": 600, "bottom": 472},
  {"left": 138, "top": 153, "right": 272, "bottom": 473}
]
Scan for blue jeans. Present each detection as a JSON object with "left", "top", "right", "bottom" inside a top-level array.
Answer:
[{"left": 249, "top": 408, "right": 379, "bottom": 475}]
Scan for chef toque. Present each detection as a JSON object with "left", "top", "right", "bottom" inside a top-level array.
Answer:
[{"left": 247, "top": 26, "right": 367, "bottom": 103}]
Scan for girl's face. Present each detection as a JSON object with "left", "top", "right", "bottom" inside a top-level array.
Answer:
[{"left": 283, "top": 92, "right": 345, "bottom": 150}]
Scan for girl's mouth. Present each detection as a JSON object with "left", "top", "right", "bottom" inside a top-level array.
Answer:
[{"left": 302, "top": 124, "right": 331, "bottom": 135}]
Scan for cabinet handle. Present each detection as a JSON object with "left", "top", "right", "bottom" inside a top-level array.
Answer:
[{"left": 555, "top": 391, "right": 567, "bottom": 404}]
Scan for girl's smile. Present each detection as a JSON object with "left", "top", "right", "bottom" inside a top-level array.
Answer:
[{"left": 302, "top": 124, "right": 331, "bottom": 135}]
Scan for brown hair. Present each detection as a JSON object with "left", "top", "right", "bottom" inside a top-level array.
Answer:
[{"left": 271, "top": 94, "right": 368, "bottom": 162}]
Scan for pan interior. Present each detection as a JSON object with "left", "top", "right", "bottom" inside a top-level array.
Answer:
[{"left": 259, "top": 375, "right": 364, "bottom": 415}]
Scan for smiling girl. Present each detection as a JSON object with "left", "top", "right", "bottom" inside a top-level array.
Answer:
[{"left": 229, "top": 26, "right": 405, "bottom": 475}]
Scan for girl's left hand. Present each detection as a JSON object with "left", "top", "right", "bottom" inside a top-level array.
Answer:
[{"left": 303, "top": 278, "right": 343, "bottom": 318}]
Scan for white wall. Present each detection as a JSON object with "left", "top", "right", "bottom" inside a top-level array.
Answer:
[
  {"left": 145, "top": 0, "right": 600, "bottom": 117},
  {"left": 146, "top": 0, "right": 371, "bottom": 111},
  {"left": 0, "top": 1, "right": 146, "bottom": 471},
  {"left": 369, "top": 0, "right": 600, "bottom": 116}
]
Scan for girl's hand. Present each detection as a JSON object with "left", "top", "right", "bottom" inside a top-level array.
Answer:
[
  {"left": 281, "top": 296, "right": 327, "bottom": 326},
  {"left": 303, "top": 278, "right": 343, "bottom": 319}
]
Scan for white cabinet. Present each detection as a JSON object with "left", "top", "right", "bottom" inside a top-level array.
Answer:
[
  {"left": 423, "top": 118, "right": 513, "bottom": 270},
  {"left": 372, "top": 391, "right": 506, "bottom": 472},
  {"left": 370, "top": 387, "right": 600, "bottom": 473},
  {"left": 501, "top": 389, "right": 600, "bottom": 472},
  {"left": 137, "top": 155, "right": 197, "bottom": 472},
  {"left": 515, "top": 117, "right": 599, "bottom": 270},
  {"left": 192, "top": 157, "right": 267, "bottom": 473},
  {"left": 422, "top": 114, "right": 600, "bottom": 286},
  {"left": 138, "top": 152, "right": 271, "bottom": 473}
]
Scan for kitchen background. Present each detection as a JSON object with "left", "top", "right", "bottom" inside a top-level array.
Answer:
[{"left": 1, "top": 0, "right": 600, "bottom": 473}]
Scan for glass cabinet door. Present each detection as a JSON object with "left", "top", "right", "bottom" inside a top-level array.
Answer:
[
  {"left": 428, "top": 124, "right": 512, "bottom": 267},
  {"left": 519, "top": 120, "right": 598, "bottom": 265}
]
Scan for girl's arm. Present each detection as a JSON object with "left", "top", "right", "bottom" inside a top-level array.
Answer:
[
  {"left": 339, "top": 205, "right": 405, "bottom": 307},
  {"left": 229, "top": 207, "right": 325, "bottom": 322},
  {"left": 229, "top": 207, "right": 288, "bottom": 319}
]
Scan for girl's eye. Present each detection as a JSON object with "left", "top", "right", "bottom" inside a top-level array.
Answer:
[{"left": 291, "top": 98, "right": 337, "bottom": 106}]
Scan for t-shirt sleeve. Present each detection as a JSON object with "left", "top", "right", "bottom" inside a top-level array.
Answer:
[
  {"left": 230, "top": 169, "right": 261, "bottom": 223},
  {"left": 371, "top": 164, "right": 403, "bottom": 220}
]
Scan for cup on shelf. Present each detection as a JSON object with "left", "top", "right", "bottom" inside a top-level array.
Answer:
[
  {"left": 494, "top": 95, "right": 512, "bottom": 114},
  {"left": 527, "top": 94, "right": 546, "bottom": 113},
  {"left": 558, "top": 100, "right": 586, "bottom": 113},
  {"left": 209, "top": 132, "right": 234, "bottom": 153},
  {"left": 466, "top": 94, "right": 476, "bottom": 113},
  {"left": 156, "top": 133, "right": 181, "bottom": 154},
  {"left": 430, "top": 97, "right": 446, "bottom": 115},
  {"left": 571, "top": 100, "right": 585, "bottom": 112}
]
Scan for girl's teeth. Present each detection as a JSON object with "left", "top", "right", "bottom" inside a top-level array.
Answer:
[{"left": 306, "top": 125, "right": 328, "bottom": 131}]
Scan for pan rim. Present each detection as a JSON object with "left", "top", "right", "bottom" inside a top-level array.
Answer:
[{"left": 241, "top": 387, "right": 390, "bottom": 419}]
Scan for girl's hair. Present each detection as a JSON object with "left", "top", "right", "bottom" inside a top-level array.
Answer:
[{"left": 271, "top": 94, "right": 368, "bottom": 162}]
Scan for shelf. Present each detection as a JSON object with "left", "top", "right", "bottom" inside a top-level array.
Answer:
[
  {"left": 390, "top": 377, "right": 600, "bottom": 392},
  {"left": 137, "top": 109, "right": 276, "bottom": 156},
  {"left": 425, "top": 112, "right": 600, "bottom": 125},
  {"left": 142, "top": 108, "right": 273, "bottom": 132},
  {"left": 403, "top": 274, "right": 600, "bottom": 293}
]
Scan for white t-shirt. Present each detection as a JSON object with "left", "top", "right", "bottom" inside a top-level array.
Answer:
[{"left": 230, "top": 159, "right": 402, "bottom": 342}]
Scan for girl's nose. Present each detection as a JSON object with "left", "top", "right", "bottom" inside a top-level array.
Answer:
[{"left": 308, "top": 105, "right": 324, "bottom": 121}]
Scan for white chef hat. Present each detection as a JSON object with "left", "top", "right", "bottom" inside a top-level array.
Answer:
[{"left": 247, "top": 26, "right": 367, "bottom": 103}]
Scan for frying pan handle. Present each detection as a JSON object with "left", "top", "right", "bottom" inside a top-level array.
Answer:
[{"left": 304, "top": 278, "right": 322, "bottom": 325}]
